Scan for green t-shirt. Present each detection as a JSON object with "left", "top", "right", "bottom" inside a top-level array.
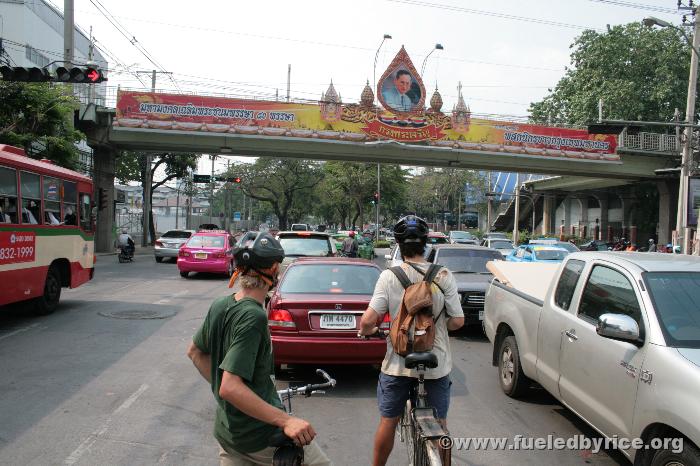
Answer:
[{"left": 193, "top": 295, "right": 283, "bottom": 454}]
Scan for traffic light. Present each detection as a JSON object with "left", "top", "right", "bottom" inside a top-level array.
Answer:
[
  {"left": 214, "top": 176, "right": 242, "bottom": 183},
  {"left": 374, "top": 192, "right": 380, "bottom": 202},
  {"left": 233, "top": 177, "right": 242, "bottom": 184},
  {"left": 0, "top": 66, "right": 51, "bottom": 82},
  {"left": 54, "top": 66, "right": 107, "bottom": 84},
  {"left": 0, "top": 65, "right": 106, "bottom": 83},
  {"left": 98, "top": 188, "right": 107, "bottom": 211}
]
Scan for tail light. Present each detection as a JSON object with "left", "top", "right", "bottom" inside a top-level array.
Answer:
[
  {"left": 268, "top": 309, "right": 297, "bottom": 329},
  {"left": 155, "top": 240, "right": 164, "bottom": 247},
  {"left": 214, "top": 251, "right": 226, "bottom": 258},
  {"left": 379, "top": 312, "right": 391, "bottom": 331},
  {"left": 179, "top": 249, "right": 190, "bottom": 257}
]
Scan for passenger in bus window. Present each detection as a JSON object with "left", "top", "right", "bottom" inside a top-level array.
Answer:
[
  {"left": 1, "top": 196, "right": 18, "bottom": 223},
  {"left": 45, "top": 210, "right": 61, "bottom": 225},
  {"left": 64, "top": 206, "right": 76, "bottom": 225},
  {"left": 22, "top": 199, "right": 40, "bottom": 224}
]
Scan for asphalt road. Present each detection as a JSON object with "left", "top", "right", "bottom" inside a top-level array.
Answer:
[{"left": 0, "top": 251, "right": 628, "bottom": 465}]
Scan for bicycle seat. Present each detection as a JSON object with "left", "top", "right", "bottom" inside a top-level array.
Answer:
[{"left": 405, "top": 352, "right": 438, "bottom": 369}]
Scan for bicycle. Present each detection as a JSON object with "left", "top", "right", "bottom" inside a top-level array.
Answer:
[
  {"left": 359, "top": 331, "right": 452, "bottom": 466},
  {"left": 267, "top": 369, "right": 336, "bottom": 466}
]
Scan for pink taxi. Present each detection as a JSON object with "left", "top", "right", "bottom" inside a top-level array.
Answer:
[{"left": 177, "top": 231, "right": 236, "bottom": 278}]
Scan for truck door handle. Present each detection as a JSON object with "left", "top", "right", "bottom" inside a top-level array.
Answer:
[{"left": 565, "top": 330, "right": 578, "bottom": 340}]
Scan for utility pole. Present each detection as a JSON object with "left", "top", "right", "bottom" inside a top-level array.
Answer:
[
  {"left": 487, "top": 172, "right": 492, "bottom": 230},
  {"left": 376, "top": 163, "right": 381, "bottom": 238},
  {"left": 142, "top": 71, "right": 157, "bottom": 246},
  {"left": 209, "top": 155, "right": 216, "bottom": 224},
  {"left": 513, "top": 173, "right": 520, "bottom": 246},
  {"left": 225, "top": 160, "right": 231, "bottom": 232},
  {"left": 63, "top": 0, "right": 74, "bottom": 65},
  {"left": 677, "top": 8, "right": 700, "bottom": 254},
  {"left": 286, "top": 64, "right": 291, "bottom": 103}
]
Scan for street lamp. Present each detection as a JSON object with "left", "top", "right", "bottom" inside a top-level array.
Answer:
[
  {"left": 644, "top": 11, "right": 700, "bottom": 253},
  {"left": 420, "top": 43, "right": 444, "bottom": 77},
  {"left": 373, "top": 34, "right": 392, "bottom": 102}
]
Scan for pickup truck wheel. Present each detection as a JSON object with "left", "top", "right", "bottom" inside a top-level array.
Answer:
[
  {"left": 499, "top": 335, "right": 530, "bottom": 398},
  {"left": 650, "top": 439, "right": 700, "bottom": 466}
]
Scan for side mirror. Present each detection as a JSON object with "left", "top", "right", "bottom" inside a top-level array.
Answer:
[
  {"left": 596, "top": 313, "right": 640, "bottom": 344},
  {"left": 384, "top": 254, "right": 392, "bottom": 260}
]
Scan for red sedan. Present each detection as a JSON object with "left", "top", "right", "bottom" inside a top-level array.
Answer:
[
  {"left": 268, "top": 257, "right": 387, "bottom": 367},
  {"left": 177, "top": 231, "right": 236, "bottom": 278}
]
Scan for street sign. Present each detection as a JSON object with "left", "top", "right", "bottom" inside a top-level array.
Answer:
[
  {"left": 193, "top": 174, "right": 211, "bottom": 183},
  {"left": 233, "top": 212, "right": 241, "bottom": 221}
]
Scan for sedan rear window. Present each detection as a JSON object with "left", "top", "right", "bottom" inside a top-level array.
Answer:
[
  {"left": 533, "top": 249, "right": 568, "bottom": 261},
  {"left": 490, "top": 240, "right": 513, "bottom": 249},
  {"left": 187, "top": 235, "right": 225, "bottom": 248},
  {"left": 162, "top": 230, "right": 192, "bottom": 239},
  {"left": 280, "top": 264, "right": 380, "bottom": 294},
  {"left": 434, "top": 249, "right": 502, "bottom": 273},
  {"left": 279, "top": 237, "right": 331, "bottom": 256}
]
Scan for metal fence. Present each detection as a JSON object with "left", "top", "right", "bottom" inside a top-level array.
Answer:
[{"left": 619, "top": 131, "right": 678, "bottom": 153}]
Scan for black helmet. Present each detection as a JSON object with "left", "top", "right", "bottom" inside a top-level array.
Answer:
[
  {"left": 394, "top": 215, "right": 429, "bottom": 243},
  {"left": 233, "top": 232, "right": 284, "bottom": 269}
]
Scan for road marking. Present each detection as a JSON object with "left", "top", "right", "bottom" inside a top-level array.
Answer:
[
  {"left": 0, "top": 323, "right": 40, "bottom": 342},
  {"left": 152, "top": 289, "right": 189, "bottom": 305},
  {"left": 63, "top": 383, "right": 149, "bottom": 465}
]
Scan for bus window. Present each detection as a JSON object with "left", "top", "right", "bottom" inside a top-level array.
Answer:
[
  {"left": 63, "top": 181, "right": 77, "bottom": 225},
  {"left": 0, "top": 166, "right": 18, "bottom": 223},
  {"left": 44, "top": 176, "right": 61, "bottom": 225},
  {"left": 20, "top": 171, "right": 41, "bottom": 224},
  {"left": 80, "top": 193, "right": 93, "bottom": 231}
]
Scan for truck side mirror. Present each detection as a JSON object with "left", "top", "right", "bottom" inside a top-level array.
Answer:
[{"left": 596, "top": 313, "right": 640, "bottom": 344}]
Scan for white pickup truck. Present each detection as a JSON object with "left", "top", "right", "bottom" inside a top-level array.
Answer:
[{"left": 484, "top": 252, "right": 700, "bottom": 465}]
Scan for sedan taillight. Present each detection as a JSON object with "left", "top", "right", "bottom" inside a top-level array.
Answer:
[
  {"left": 155, "top": 240, "right": 164, "bottom": 247},
  {"left": 179, "top": 249, "right": 190, "bottom": 257},
  {"left": 268, "top": 309, "right": 297, "bottom": 329}
]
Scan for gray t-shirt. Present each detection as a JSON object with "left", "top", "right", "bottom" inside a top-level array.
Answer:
[{"left": 369, "top": 261, "right": 463, "bottom": 379}]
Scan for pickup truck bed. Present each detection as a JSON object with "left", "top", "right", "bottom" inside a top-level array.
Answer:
[{"left": 485, "top": 261, "right": 558, "bottom": 302}]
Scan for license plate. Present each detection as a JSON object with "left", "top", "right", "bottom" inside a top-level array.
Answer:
[
  {"left": 195, "top": 252, "right": 207, "bottom": 259},
  {"left": 479, "top": 310, "right": 484, "bottom": 320},
  {"left": 319, "top": 313, "right": 355, "bottom": 329}
]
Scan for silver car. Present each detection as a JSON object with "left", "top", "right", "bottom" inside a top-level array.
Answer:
[{"left": 154, "top": 229, "right": 195, "bottom": 262}]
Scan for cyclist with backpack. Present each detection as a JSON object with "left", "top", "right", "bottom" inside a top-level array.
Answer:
[
  {"left": 359, "top": 215, "right": 464, "bottom": 466},
  {"left": 186, "top": 232, "right": 332, "bottom": 465}
]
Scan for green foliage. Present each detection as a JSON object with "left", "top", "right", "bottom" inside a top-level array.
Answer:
[
  {"left": 232, "top": 158, "right": 323, "bottom": 230},
  {"left": 374, "top": 240, "right": 391, "bottom": 248},
  {"left": 529, "top": 22, "right": 694, "bottom": 125},
  {"left": 0, "top": 82, "right": 84, "bottom": 168}
]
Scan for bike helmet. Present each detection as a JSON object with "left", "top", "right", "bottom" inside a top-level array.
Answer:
[
  {"left": 229, "top": 232, "right": 285, "bottom": 288},
  {"left": 348, "top": 231, "right": 355, "bottom": 237},
  {"left": 393, "top": 215, "right": 429, "bottom": 243}
]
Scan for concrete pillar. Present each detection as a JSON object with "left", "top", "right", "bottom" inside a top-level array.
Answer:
[
  {"left": 657, "top": 180, "right": 676, "bottom": 246},
  {"left": 607, "top": 225, "right": 613, "bottom": 242},
  {"left": 630, "top": 226, "right": 638, "bottom": 245},
  {"left": 598, "top": 197, "right": 609, "bottom": 240},
  {"left": 92, "top": 147, "right": 117, "bottom": 253},
  {"left": 581, "top": 225, "right": 587, "bottom": 239}
]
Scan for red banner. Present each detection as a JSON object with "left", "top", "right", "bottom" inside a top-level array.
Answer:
[
  {"left": 0, "top": 231, "right": 36, "bottom": 265},
  {"left": 362, "top": 120, "right": 445, "bottom": 142}
]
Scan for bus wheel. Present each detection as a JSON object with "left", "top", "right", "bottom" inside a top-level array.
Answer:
[{"left": 34, "top": 266, "right": 61, "bottom": 315}]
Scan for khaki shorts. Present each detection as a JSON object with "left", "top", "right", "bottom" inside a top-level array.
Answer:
[{"left": 219, "top": 441, "right": 332, "bottom": 466}]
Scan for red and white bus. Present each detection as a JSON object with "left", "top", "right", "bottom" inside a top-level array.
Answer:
[{"left": 0, "top": 144, "right": 95, "bottom": 314}]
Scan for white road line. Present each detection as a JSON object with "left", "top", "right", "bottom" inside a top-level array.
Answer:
[
  {"left": 63, "top": 383, "right": 149, "bottom": 465},
  {"left": 0, "top": 323, "right": 40, "bottom": 342},
  {"left": 152, "top": 289, "right": 189, "bottom": 305}
]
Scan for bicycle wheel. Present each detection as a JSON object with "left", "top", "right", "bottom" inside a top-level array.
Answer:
[
  {"left": 399, "top": 401, "right": 416, "bottom": 465},
  {"left": 417, "top": 438, "right": 443, "bottom": 466}
]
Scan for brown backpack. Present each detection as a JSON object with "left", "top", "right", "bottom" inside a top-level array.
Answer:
[{"left": 388, "top": 263, "right": 445, "bottom": 357}]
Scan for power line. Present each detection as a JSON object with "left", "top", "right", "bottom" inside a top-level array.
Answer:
[
  {"left": 385, "top": 0, "right": 601, "bottom": 31},
  {"left": 586, "top": 0, "right": 681, "bottom": 14}
]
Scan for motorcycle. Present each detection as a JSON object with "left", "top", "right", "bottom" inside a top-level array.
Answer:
[{"left": 118, "top": 245, "right": 134, "bottom": 263}]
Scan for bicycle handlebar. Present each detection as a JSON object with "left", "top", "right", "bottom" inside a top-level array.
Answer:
[
  {"left": 357, "top": 328, "right": 389, "bottom": 340},
  {"left": 276, "top": 369, "right": 336, "bottom": 400}
]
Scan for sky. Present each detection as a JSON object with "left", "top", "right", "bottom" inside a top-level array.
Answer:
[{"left": 51, "top": 0, "right": 686, "bottom": 174}]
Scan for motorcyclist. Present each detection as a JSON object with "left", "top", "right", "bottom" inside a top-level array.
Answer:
[{"left": 117, "top": 228, "right": 135, "bottom": 257}]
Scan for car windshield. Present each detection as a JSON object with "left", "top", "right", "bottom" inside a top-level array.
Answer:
[
  {"left": 450, "top": 231, "right": 473, "bottom": 239},
  {"left": 487, "top": 233, "right": 507, "bottom": 239},
  {"left": 533, "top": 248, "right": 568, "bottom": 261},
  {"left": 162, "top": 230, "right": 191, "bottom": 239},
  {"left": 279, "top": 237, "right": 330, "bottom": 256},
  {"left": 428, "top": 236, "right": 449, "bottom": 244},
  {"left": 490, "top": 240, "right": 513, "bottom": 249},
  {"left": 434, "top": 249, "right": 502, "bottom": 273},
  {"left": 644, "top": 272, "right": 700, "bottom": 348},
  {"left": 280, "top": 264, "right": 380, "bottom": 294},
  {"left": 187, "top": 235, "right": 225, "bottom": 248},
  {"left": 557, "top": 242, "right": 580, "bottom": 252}
]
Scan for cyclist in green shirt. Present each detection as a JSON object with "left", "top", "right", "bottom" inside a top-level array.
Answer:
[{"left": 187, "top": 233, "right": 331, "bottom": 465}]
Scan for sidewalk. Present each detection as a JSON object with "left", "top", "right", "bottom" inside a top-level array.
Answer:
[{"left": 95, "top": 245, "right": 155, "bottom": 257}]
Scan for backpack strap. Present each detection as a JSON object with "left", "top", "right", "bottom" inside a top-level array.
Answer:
[
  {"left": 407, "top": 262, "right": 445, "bottom": 294},
  {"left": 389, "top": 266, "right": 412, "bottom": 289}
]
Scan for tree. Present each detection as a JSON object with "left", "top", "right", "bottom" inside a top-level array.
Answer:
[
  {"left": 116, "top": 152, "right": 199, "bottom": 241},
  {"left": 0, "top": 83, "right": 85, "bottom": 168},
  {"left": 529, "top": 22, "right": 695, "bottom": 126},
  {"left": 231, "top": 158, "right": 323, "bottom": 230}
]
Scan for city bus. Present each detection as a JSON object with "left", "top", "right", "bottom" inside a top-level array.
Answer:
[{"left": 0, "top": 144, "right": 95, "bottom": 314}]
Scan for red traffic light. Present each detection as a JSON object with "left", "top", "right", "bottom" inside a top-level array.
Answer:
[
  {"left": 86, "top": 69, "right": 101, "bottom": 82},
  {"left": 233, "top": 177, "right": 242, "bottom": 183},
  {"left": 374, "top": 192, "right": 380, "bottom": 200}
]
